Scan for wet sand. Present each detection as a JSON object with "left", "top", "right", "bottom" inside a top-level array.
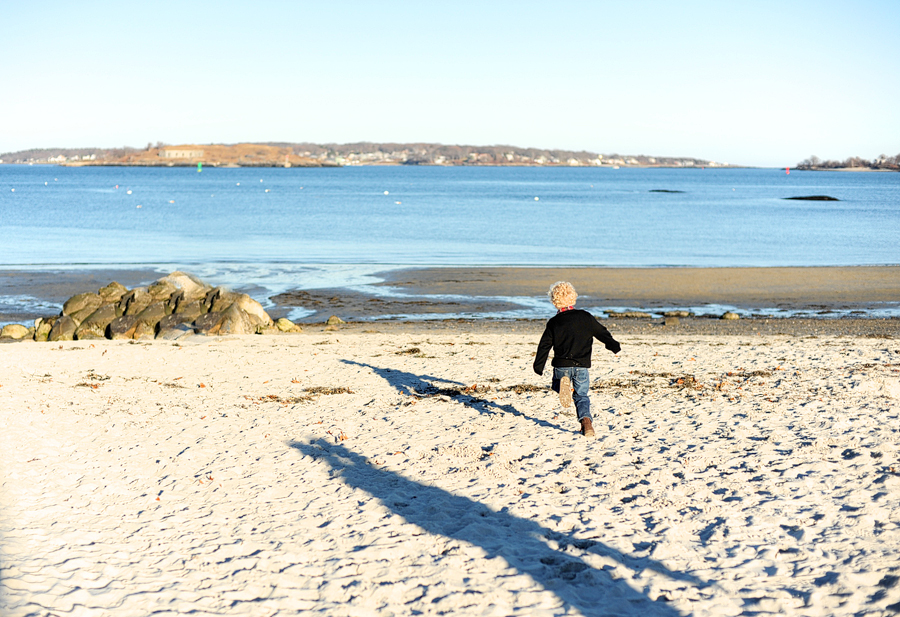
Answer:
[
  {"left": 0, "top": 268, "right": 162, "bottom": 324},
  {"left": 379, "top": 266, "right": 900, "bottom": 311},
  {"left": 269, "top": 266, "right": 900, "bottom": 324}
]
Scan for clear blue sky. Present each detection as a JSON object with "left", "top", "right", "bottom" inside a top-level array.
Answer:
[{"left": 2, "top": 1, "right": 897, "bottom": 166}]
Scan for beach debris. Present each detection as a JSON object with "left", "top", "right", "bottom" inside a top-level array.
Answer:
[
  {"left": 609, "top": 311, "right": 653, "bottom": 319},
  {"left": 721, "top": 312, "right": 741, "bottom": 320},
  {"left": 305, "top": 386, "right": 353, "bottom": 395},
  {"left": 396, "top": 347, "right": 422, "bottom": 355},
  {"left": 502, "top": 384, "right": 547, "bottom": 394},
  {"left": 248, "top": 386, "right": 351, "bottom": 405}
]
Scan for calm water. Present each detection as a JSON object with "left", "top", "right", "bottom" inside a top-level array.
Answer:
[
  {"left": 1, "top": 165, "right": 898, "bottom": 267},
  {"left": 1, "top": 165, "right": 898, "bottom": 322}
]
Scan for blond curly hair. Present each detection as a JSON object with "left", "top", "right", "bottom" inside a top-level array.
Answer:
[{"left": 548, "top": 281, "right": 577, "bottom": 308}]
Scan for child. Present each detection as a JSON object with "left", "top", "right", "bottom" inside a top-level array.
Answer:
[{"left": 533, "top": 281, "right": 621, "bottom": 437}]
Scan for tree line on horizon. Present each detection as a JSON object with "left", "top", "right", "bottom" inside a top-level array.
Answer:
[
  {"left": 0, "top": 142, "right": 713, "bottom": 167},
  {"left": 795, "top": 153, "right": 900, "bottom": 171}
]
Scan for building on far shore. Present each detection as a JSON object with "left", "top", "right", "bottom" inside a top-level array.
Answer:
[{"left": 160, "top": 149, "right": 205, "bottom": 159}]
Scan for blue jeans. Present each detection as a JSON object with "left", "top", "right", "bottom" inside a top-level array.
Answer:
[{"left": 552, "top": 366, "right": 591, "bottom": 421}]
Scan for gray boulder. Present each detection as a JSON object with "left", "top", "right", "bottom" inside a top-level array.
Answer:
[
  {"left": 48, "top": 316, "right": 77, "bottom": 341},
  {"left": 34, "top": 317, "right": 55, "bottom": 342},
  {"left": 136, "top": 301, "right": 170, "bottom": 326},
  {"left": 122, "top": 288, "right": 152, "bottom": 316},
  {"left": 721, "top": 312, "right": 741, "bottom": 320},
  {"left": 157, "top": 313, "right": 194, "bottom": 333},
  {"left": 156, "top": 323, "right": 195, "bottom": 340},
  {"left": 69, "top": 305, "right": 99, "bottom": 327},
  {"left": 207, "top": 287, "right": 241, "bottom": 313},
  {"left": 0, "top": 324, "right": 30, "bottom": 339},
  {"left": 275, "top": 317, "right": 302, "bottom": 333},
  {"left": 174, "top": 299, "right": 205, "bottom": 320},
  {"left": 133, "top": 321, "right": 158, "bottom": 340},
  {"left": 147, "top": 280, "right": 178, "bottom": 301},
  {"left": 107, "top": 315, "right": 139, "bottom": 340},
  {"left": 193, "top": 312, "right": 225, "bottom": 335},
  {"left": 98, "top": 281, "right": 128, "bottom": 304},
  {"left": 63, "top": 292, "right": 103, "bottom": 317},
  {"left": 218, "top": 303, "right": 253, "bottom": 335},
  {"left": 232, "top": 294, "right": 272, "bottom": 328},
  {"left": 130, "top": 302, "right": 170, "bottom": 340},
  {"left": 157, "top": 271, "right": 210, "bottom": 302},
  {"left": 75, "top": 304, "right": 118, "bottom": 340}
]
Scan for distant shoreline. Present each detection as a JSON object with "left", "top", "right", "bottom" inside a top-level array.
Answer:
[
  {"left": 1, "top": 161, "right": 744, "bottom": 170},
  {"left": 6, "top": 161, "right": 896, "bottom": 171},
  {"left": 0, "top": 142, "right": 735, "bottom": 169}
]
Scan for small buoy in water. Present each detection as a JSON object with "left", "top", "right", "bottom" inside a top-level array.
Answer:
[
  {"left": 265, "top": 189, "right": 270, "bottom": 193},
  {"left": 137, "top": 205, "right": 142, "bottom": 209},
  {"left": 236, "top": 182, "right": 240, "bottom": 186},
  {"left": 299, "top": 187, "right": 303, "bottom": 189},
  {"left": 169, "top": 200, "right": 175, "bottom": 203},
  {"left": 10, "top": 188, "right": 14, "bottom": 192},
  {"left": 534, "top": 196, "right": 539, "bottom": 201},
  {"left": 127, "top": 190, "right": 132, "bottom": 195},
  {"left": 45, "top": 182, "right": 48, "bottom": 185},
  {"left": 260, "top": 179, "right": 264, "bottom": 182},
  {"left": 383, "top": 190, "right": 389, "bottom": 195},
  {"left": 115, "top": 185, "right": 119, "bottom": 189},
  {"left": 395, "top": 201, "right": 401, "bottom": 204}
]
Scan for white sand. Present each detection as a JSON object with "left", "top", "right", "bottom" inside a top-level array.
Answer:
[{"left": 1, "top": 331, "right": 898, "bottom": 616}]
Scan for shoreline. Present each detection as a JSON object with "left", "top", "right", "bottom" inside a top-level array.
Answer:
[
  {"left": 2, "top": 265, "right": 899, "bottom": 329},
  {"left": 272, "top": 264, "right": 900, "bottom": 322}
]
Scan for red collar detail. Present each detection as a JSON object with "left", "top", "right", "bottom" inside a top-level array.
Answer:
[{"left": 558, "top": 306, "right": 575, "bottom": 313}]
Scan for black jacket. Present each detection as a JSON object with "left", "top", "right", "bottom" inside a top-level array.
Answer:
[{"left": 533, "top": 309, "right": 620, "bottom": 375}]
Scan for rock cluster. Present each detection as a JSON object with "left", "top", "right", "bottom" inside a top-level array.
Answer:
[{"left": 8, "top": 272, "right": 303, "bottom": 342}]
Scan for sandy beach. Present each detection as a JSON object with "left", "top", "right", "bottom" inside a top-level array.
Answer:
[{"left": 2, "top": 325, "right": 899, "bottom": 616}]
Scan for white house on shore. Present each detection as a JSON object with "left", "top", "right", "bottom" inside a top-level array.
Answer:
[{"left": 160, "top": 149, "right": 205, "bottom": 159}]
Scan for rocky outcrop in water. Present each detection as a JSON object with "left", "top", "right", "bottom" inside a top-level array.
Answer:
[
  {"left": 5, "top": 271, "right": 303, "bottom": 342},
  {"left": 783, "top": 195, "right": 840, "bottom": 201}
]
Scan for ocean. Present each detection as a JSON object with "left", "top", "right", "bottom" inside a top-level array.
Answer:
[{"left": 1, "top": 164, "right": 898, "bottom": 322}]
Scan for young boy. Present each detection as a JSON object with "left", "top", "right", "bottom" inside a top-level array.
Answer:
[{"left": 533, "top": 281, "right": 621, "bottom": 437}]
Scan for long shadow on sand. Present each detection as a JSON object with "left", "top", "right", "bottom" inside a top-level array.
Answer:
[
  {"left": 292, "top": 439, "right": 708, "bottom": 616},
  {"left": 341, "top": 359, "right": 570, "bottom": 435}
]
